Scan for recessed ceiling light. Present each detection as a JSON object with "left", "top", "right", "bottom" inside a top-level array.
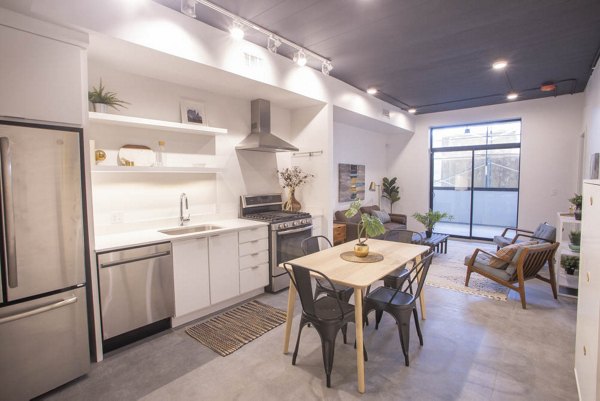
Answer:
[
  {"left": 408, "top": 108, "right": 416, "bottom": 114},
  {"left": 492, "top": 60, "right": 508, "bottom": 70},
  {"left": 293, "top": 49, "right": 307, "bottom": 67},
  {"left": 367, "top": 87, "right": 378, "bottom": 95},
  {"left": 507, "top": 92, "right": 518, "bottom": 100},
  {"left": 230, "top": 21, "right": 245, "bottom": 40}
]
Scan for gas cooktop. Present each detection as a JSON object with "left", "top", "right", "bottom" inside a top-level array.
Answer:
[{"left": 243, "top": 210, "right": 311, "bottom": 223}]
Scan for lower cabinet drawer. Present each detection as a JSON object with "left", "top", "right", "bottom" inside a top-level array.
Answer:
[
  {"left": 239, "top": 238, "right": 269, "bottom": 257},
  {"left": 240, "top": 263, "right": 269, "bottom": 294},
  {"left": 239, "top": 226, "right": 268, "bottom": 243},
  {"left": 239, "top": 250, "right": 269, "bottom": 270}
]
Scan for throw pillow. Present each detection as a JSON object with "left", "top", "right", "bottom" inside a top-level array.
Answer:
[
  {"left": 505, "top": 240, "right": 539, "bottom": 276},
  {"left": 488, "top": 243, "right": 520, "bottom": 268},
  {"left": 372, "top": 210, "right": 391, "bottom": 224}
]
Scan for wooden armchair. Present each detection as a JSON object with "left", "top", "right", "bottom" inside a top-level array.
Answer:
[
  {"left": 493, "top": 223, "right": 556, "bottom": 249},
  {"left": 464, "top": 242, "right": 559, "bottom": 309}
]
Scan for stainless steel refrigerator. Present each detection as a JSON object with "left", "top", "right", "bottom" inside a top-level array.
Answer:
[{"left": 0, "top": 121, "right": 90, "bottom": 401}]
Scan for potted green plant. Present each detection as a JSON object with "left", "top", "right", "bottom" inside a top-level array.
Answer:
[
  {"left": 569, "top": 193, "right": 582, "bottom": 221},
  {"left": 344, "top": 199, "right": 386, "bottom": 257},
  {"left": 382, "top": 177, "right": 400, "bottom": 213},
  {"left": 561, "top": 255, "right": 579, "bottom": 275},
  {"left": 568, "top": 230, "right": 581, "bottom": 252},
  {"left": 88, "top": 79, "right": 130, "bottom": 112},
  {"left": 412, "top": 210, "right": 453, "bottom": 238}
]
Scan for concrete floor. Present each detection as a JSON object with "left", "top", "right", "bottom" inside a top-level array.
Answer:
[{"left": 40, "top": 244, "right": 578, "bottom": 401}]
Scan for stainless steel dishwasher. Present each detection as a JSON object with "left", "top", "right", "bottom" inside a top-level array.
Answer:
[{"left": 97, "top": 242, "right": 174, "bottom": 350}]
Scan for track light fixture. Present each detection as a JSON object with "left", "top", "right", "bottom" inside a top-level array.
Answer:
[
  {"left": 183, "top": 0, "right": 333, "bottom": 75},
  {"left": 366, "top": 87, "right": 378, "bottom": 95},
  {"left": 321, "top": 60, "right": 333, "bottom": 75},
  {"left": 408, "top": 108, "right": 416, "bottom": 114},
  {"left": 267, "top": 36, "right": 281, "bottom": 53},
  {"left": 293, "top": 49, "right": 307, "bottom": 67},
  {"left": 507, "top": 92, "right": 519, "bottom": 100},
  {"left": 181, "top": 0, "right": 196, "bottom": 17},
  {"left": 230, "top": 20, "right": 245, "bottom": 40}
]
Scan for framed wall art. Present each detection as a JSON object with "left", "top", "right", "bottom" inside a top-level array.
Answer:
[
  {"left": 180, "top": 99, "right": 206, "bottom": 125},
  {"left": 338, "top": 163, "right": 365, "bottom": 202}
]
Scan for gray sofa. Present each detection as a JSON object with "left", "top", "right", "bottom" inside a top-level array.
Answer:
[{"left": 334, "top": 205, "right": 407, "bottom": 242}]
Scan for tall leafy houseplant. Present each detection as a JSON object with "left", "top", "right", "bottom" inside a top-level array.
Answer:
[
  {"left": 88, "top": 79, "right": 129, "bottom": 112},
  {"left": 382, "top": 177, "right": 400, "bottom": 212},
  {"left": 345, "top": 199, "right": 386, "bottom": 257},
  {"left": 413, "top": 210, "right": 452, "bottom": 238}
]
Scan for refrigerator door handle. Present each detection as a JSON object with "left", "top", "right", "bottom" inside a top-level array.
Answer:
[
  {"left": 0, "top": 296, "right": 77, "bottom": 325},
  {"left": 0, "top": 137, "right": 17, "bottom": 288}
]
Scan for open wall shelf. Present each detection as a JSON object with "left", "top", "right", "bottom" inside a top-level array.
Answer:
[
  {"left": 88, "top": 112, "right": 227, "bottom": 136},
  {"left": 91, "top": 165, "right": 224, "bottom": 174}
]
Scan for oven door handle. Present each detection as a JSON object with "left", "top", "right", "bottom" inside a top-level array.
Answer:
[{"left": 276, "top": 225, "right": 313, "bottom": 236}]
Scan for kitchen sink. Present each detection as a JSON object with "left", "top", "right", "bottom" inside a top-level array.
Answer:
[{"left": 159, "top": 225, "right": 223, "bottom": 235}]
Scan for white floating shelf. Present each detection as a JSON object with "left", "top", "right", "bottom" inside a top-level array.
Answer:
[
  {"left": 91, "top": 165, "right": 224, "bottom": 174},
  {"left": 89, "top": 112, "right": 227, "bottom": 135}
]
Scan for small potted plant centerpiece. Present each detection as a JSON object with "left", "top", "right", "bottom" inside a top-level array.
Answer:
[
  {"left": 277, "top": 166, "right": 314, "bottom": 211},
  {"left": 344, "top": 199, "right": 385, "bottom": 257},
  {"left": 412, "top": 209, "right": 453, "bottom": 238},
  {"left": 88, "top": 79, "right": 129, "bottom": 113},
  {"left": 569, "top": 193, "right": 582, "bottom": 221},
  {"left": 568, "top": 230, "right": 581, "bottom": 252}
]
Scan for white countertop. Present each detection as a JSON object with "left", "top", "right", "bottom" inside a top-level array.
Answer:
[{"left": 95, "top": 218, "right": 268, "bottom": 253}]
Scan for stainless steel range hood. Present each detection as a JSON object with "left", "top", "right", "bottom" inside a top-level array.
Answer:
[{"left": 236, "top": 99, "right": 299, "bottom": 152}]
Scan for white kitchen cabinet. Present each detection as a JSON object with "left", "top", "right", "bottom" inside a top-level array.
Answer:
[
  {"left": 209, "top": 232, "right": 240, "bottom": 304},
  {"left": 555, "top": 213, "right": 581, "bottom": 298},
  {"left": 238, "top": 226, "right": 269, "bottom": 294},
  {"left": 575, "top": 180, "right": 600, "bottom": 401},
  {"left": 172, "top": 238, "right": 210, "bottom": 317},
  {"left": 0, "top": 25, "right": 83, "bottom": 125}
]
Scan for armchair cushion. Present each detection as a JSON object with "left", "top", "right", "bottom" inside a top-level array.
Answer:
[
  {"left": 489, "top": 243, "right": 520, "bottom": 268},
  {"left": 372, "top": 210, "right": 391, "bottom": 224},
  {"left": 463, "top": 253, "right": 512, "bottom": 279}
]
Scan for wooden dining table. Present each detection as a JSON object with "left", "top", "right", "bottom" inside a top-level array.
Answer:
[{"left": 280, "top": 239, "right": 430, "bottom": 393}]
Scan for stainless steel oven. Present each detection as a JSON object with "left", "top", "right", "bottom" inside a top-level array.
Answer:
[
  {"left": 240, "top": 194, "right": 312, "bottom": 293},
  {"left": 270, "top": 223, "right": 312, "bottom": 292}
]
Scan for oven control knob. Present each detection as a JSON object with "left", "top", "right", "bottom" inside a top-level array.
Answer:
[
  {"left": 304, "top": 219, "right": 310, "bottom": 224},
  {"left": 293, "top": 221, "right": 300, "bottom": 226},
  {"left": 283, "top": 223, "right": 289, "bottom": 228}
]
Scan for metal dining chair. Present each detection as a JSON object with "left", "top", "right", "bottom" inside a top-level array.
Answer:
[
  {"left": 283, "top": 263, "right": 367, "bottom": 387},
  {"left": 382, "top": 229, "right": 424, "bottom": 289},
  {"left": 363, "top": 251, "right": 434, "bottom": 366},
  {"left": 301, "top": 235, "right": 355, "bottom": 342}
]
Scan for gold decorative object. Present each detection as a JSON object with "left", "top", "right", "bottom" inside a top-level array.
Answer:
[{"left": 94, "top": 149, "right": 106, "bottom": 163}]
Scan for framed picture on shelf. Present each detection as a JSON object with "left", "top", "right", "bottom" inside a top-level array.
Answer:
[{"left": 180, "top": 99, "right": 206, "bottom": 125}]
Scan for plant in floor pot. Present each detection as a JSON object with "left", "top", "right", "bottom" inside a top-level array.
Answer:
[
  {"left": 569, "top": 193, "right": 582, "bottom": 220},
  {"left": 345, "top": 199, "right": 385, "bottom": 257},
  {"left": 568, "top": 230, "right": 581, "bottom": 252},
  {"left": 88, "top": 79, "right": 130, "bottom": 112},
  {"left": 382, "top": 176, "right": 401, "bottom": 213},
  {"left": 412, "top": 210, "right": 453, "bottom": 238},
  {"left": 561, "top": 255, "right": 579, "bottom": 275},
  {"left": 277, "top": 166, "right": 314, "bottom": 211}
]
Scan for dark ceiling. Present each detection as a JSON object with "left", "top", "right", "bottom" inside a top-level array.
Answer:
[{"left": 154, "top": 0, "right": 600, "bottom": 114}]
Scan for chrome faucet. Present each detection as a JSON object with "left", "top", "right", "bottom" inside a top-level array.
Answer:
[{"left": 179, "top": 193, "right": 191, "bottom": 226}]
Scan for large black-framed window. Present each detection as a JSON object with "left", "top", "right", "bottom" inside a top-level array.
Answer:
[{"left": 429, "top": 119, "right": 522, "bottom": 240}]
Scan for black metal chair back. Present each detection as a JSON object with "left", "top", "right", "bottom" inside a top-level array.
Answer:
[
  {"left": 301, "top": 235, "right": 333, "bottom": 255},
  {"left": 384, "top": 229, "right": 424, "bottom": 244},
  {"left": 283, "top": 263, "right": 347, "bottom": 322},
  {"left": 386, "top": 251, "right": 434, "bottom": 306}
]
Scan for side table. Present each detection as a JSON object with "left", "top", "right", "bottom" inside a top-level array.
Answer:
[{"left": 333, "top": 223, "right": 346, "bottom": 245}]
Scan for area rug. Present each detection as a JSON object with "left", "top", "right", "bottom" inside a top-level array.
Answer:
[
  {"left": 185, "top": 300, "right": 287, "bottom": 356},
  {"left": 425, "top": 240, "right": 510, "bottom": 301}
]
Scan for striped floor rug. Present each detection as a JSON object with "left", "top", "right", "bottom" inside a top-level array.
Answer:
[{"left": 185, "top": 300, "right": 287, "bottom": 356}]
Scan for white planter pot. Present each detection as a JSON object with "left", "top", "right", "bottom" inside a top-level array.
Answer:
[{"left": 91, "top": 103, "right": 108, "bottom": 113}]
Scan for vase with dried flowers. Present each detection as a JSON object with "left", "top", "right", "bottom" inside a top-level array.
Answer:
[{"left": 277, "top": 166, "right": 314, "bottom": 211}]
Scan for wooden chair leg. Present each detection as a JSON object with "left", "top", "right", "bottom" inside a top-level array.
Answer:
[
  {"left": 547, "top": 260, "right": 558, "bottom": 299},
  {"left": 465, "top": 266, "right": 472, "bottom": 287},
  {"left": 519, "top": 287, "right": 527, "bottom": 309}
]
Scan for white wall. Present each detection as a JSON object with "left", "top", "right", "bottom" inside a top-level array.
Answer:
[
  {"left": 332, "top": 122, "right": 390, "bottom": 212},
  {"left": 87, "top": 61, "right": 293, "bottom": 234},
  {"left": 583, "top": 63, "right": 600, "bottom": 180},
  {"left": 390, "top": 94, "right": 584, "bottom": 232}
]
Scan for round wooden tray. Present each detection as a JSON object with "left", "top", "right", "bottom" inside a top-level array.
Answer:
[{"left": 340, "top": 251, "right": 384, "bottom": 263}]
